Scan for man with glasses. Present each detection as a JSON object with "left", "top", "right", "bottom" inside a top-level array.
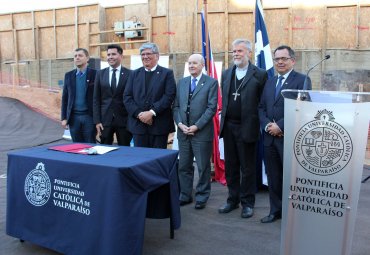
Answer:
[
  {"left": 218, "top": 39, "right": 268, "bottom": 218},
  {"left": 258, "top": 45, "right": 311, "bottom": 223},
  {"left": 124, "top": 42, "right": 176, "bottom": 149}
]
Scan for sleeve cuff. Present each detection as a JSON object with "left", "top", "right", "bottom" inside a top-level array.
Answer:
[{"left": 150, "top": 109, "right": 156, "bottom": 116}]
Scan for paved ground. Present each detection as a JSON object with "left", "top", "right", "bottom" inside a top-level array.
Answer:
[{"left": 1, "top": 96, "right": 369, "bottom": 255}]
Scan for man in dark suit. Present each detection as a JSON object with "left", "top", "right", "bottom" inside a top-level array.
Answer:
[
  {"left": 93, "top": 44, "right": 132, "bottom": 146},
  {"left": 219, "top": 39, "right": 268, "bottom": 218},
  {"left": 173, "top": 54, "right": 218, "bottom": 209},
  {"left": 124, "top": 42, "right": 176, "bottom": 149},
  {"left": 61, "top": 48, "right": 96, "bottom": 143},
  {"left": 259, "top": 45, "right": 311, "bottom": 223}
]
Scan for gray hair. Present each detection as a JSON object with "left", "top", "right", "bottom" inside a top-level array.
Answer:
[
  {"left": 232, "top": 39, "right": 252, "bottom": 51},
  {"left": 139, "top": 43, "right": 159, "bottom": 54}
]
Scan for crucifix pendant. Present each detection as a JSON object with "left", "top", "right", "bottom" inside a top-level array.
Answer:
[{"left": 232, "top": 92, "right": 240, "bottom": 101}]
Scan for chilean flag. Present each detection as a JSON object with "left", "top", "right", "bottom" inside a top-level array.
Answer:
[
  {"left": 201, "top": 11, "right": 226, "bottom": 185},
  {"left": 255, "top": 0, "right": 274, "bottom": 79}
]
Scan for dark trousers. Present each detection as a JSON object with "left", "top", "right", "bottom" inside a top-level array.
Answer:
[
  {"left": 69, "top": 113, "right": 96, "bottom": 143},
  {"left": 133, "top": 134, "right": 168, "bottom": 149},
  {"left": 264, "top": 137, "right": 284, "bottom": 215},
  {"left": 223, "top": 121, "right": 256, "bottom": 208}
]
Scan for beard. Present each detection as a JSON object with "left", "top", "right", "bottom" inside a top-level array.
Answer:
[{"left": 233, "top": 57, "right": 248, "bottom": 67}]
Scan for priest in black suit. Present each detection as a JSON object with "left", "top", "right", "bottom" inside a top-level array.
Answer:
[
  {"left": 218, "top": 39, "right": 268, "bottom": 218},
  {"left": 93, "top": 44, "right": 132, "bottom": 145},
  {"left": 124, "top": 42, "right": 176, "bottom": 149},
  {"left": 258, "top": 45, "right": 311, "bottom": 223}
]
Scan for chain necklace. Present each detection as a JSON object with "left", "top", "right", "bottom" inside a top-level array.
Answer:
[{"left": 232, "top": 73, "right": 247, "bottom": 101}]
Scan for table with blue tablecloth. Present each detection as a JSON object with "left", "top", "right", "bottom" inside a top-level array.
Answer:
[{"left": 6, "top": 145, "right": 180, "bottom": 255}]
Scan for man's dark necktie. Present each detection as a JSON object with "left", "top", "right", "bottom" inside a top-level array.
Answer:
[
  {"left": 191, "top": 78, "right": 197, "bottom": 92},
  {"left": 111, "top": 69, "right": 117, "bottom": 94},
  {"left": 275, "top": 76, "right": 284, "bottom": 99}
]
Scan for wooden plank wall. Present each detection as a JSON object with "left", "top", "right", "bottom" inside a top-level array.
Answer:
[
  {"left": 1, "top": 1, "right": 370, "bottom": 62},
  {"left": 0, "top": 4, "right": 101, "bottom": 62}
]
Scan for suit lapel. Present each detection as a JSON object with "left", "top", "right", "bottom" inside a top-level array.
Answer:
[
  {"left": 191, "top": 75, "right": 205, "bottom": 98},
  {"left": 182, "top": 76, "right": 190, "bottom": 99},
  {"left": 240, "top": 63, "right": 255, "bottom": 89},
  {"left": 146, "top": 66, "right": 161, "bottom": 96},
  {"left": 116, "top": 66, "right": 127, "bottom": 93},
  {"left": 223, "top": 68, "right": 233, "bottom": 106},
  {"left": 278, "top": 70, "right": 295, "bottom": 101},
  {"left": 103, "top": 68, "right": 112, "bottom": 95}
]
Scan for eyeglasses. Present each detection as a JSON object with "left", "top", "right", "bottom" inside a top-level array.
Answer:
[
  {"left": 141, "top": 52, "right": 156, "bottom": 57},
  {"left": 273, "top": 57, "right": 292, "bottom": 62}
]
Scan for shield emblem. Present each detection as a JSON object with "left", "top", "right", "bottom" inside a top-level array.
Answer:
[{"left": 315, "top": 141, "right": 329, "bottom": 157}]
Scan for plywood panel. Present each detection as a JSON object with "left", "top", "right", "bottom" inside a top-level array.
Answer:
[
  {"left": 105, "top": 7, "right": 124, "bottom": 43},
  {"left": 207, "top": 13, "right": 225, "bottom": 52},
  {"left": 169, "top": 15, "right": 192, "bottom": 53},
  {"left": 228, "top": 13, "right": 254, "bottom": 51},
  {"left": 78, "top": 24, "right": 88, "bottom": 50},
  {"left": 34, "top": 10, "right": 53, "bottom": 27},
  {"left": 155, "top": 0, "right": 167, "bottom": 16},
  {"left": 327, "top": 6, "right": 356, "bottom": 48},
  {"left": 78, "top": 5, "right": 99, "bottom": 23},
  {"left": 13, "top": 12, "right": 32, "bottom": 30},
  {"left": 0, "top": 14, "right": 13, "bottom": 30},
  {"left": 125, "top": 4, "right": 150, "bottom": 32},
  {"left": 18, "top": 30, "right": 34, "bottom": 60},
  {"left": 170, "top": 0, "right": 195, "bottom": 15},
  {"left": 292, "top": 7, "right": 323, "bottom": 49},
  {"left": 0, "top": 31, "right": 14, "bottom": 61},
  {"left": 56, "top": 8, "right": 75, "bottom": 26},
  {"left": 228, "top": 0, "right": 253, "bottom": 12},
  {"left": 197, "top": 0, "right": 226, "bottom": 12},
  {"left": 264, "top": 9, "right": 290, "bottom": 49},
  {"left": 89, "top": 23, "right": 100, "bottom": 57},
  {"left": 152, "top": 17, "right": 168, "bottom": 53},
  {"left": 56, "top": 26, "right": 75, "bottom": 58},
  {"left": 359, "top": 6, "right": 370, "bottom": 48},
  {"left": 39, "top": 27, "right": 54, "bottom": 59}
]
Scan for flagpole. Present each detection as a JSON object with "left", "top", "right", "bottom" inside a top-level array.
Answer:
[{"left": 203, "top": 0, "right": 210, "bottom": 74}]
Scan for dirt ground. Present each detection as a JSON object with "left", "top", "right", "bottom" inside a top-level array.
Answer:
[{"left": 0, "top": 85, "right": 61, "bottom": 121}]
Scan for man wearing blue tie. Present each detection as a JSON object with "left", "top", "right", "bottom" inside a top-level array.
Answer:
[
  {"left": 61, "top": 48, "right": 96, "bottom": 143},
  {"left": 259, "top": 45, "right": 311, "bottom": 223},
  {"left": 173, "top": 54, "right": 218, "bottom": 209}
]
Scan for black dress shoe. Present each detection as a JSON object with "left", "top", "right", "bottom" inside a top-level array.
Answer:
[
  {"left": 260, "top": 213, "right": 281, "bottom": 223},
  {"left": 194, "top": 201, "right": 206, "bottom": 209},
  {"left": 179, "top": 199, "right": 193, "bottom": 206},
  {"left": 218, "top": 203, "right": 239, "bottom": 213},
  {"left": 241, "top": 207, "right": 254, "bottom": 218}
]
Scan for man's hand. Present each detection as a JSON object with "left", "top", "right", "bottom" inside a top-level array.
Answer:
[
  {"left": 96, "top": 123, "right": 104, "bottom": 136},
  {"left": 186, "top": 125, "right": 198, "bottom": 136},
  {"left": 138, "top": 111, "right": 153, "bottom": 125},
  {"left": 267, "top": 122, "right": 283, "bottom": 137},
  {"left": 178, "top": 123, "right": 198, "bottom": 136},
  {"left": 61, "top": 120, "right": 68, "bottom": 129}
]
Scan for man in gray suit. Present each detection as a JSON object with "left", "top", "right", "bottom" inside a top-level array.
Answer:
[{"left": 173, "top": 54, "right": 218, "bottom": 209}]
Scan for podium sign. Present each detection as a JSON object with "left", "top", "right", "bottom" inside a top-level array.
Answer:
[{"left": 280, "top": 90, "right": 370, "bottom": 255}]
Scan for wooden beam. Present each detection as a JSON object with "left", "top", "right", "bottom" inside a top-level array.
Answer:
[
  {"left": 89, "top": 40, "right": 148, "bottom": 47},
  {"left": 89, "top": 27, "right": 150, "bottom": 36}
]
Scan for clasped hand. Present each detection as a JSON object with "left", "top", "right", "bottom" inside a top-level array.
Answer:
[
  {"left": 267, "top": 122, "right": 283, "bottom": 137},
  {"left": 178, "top": 123, "right": 198, "bottom": 136},
  {"left": 138, "top": 111, "right": 153, "bottom": 125}
]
